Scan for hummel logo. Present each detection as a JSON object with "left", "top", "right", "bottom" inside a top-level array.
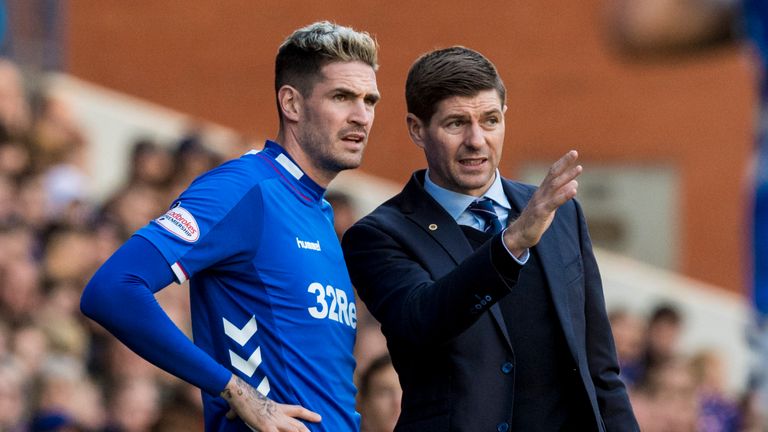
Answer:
[{"left": 296, "top": 237, "right": 321, "bottom": 251}]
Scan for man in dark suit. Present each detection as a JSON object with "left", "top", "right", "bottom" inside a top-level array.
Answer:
[{"left": 342, "top": 47, "right": 638, "bottom": 431}]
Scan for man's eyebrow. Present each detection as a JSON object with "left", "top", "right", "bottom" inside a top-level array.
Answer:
[
  {"left": 442, "top": 113, "right": 470, "bottom": 121},
  {"left": 365, "top": 92, "right": 381, "bottom": 104},
  {"left": 331, "top": 87, "right": 381, "bottom": 103},
  {"left": 476, "top": 105, "right": 503, "bottom": 114},
  {"left": 330, "top": 87, "right": 356, "bottom": 96}
]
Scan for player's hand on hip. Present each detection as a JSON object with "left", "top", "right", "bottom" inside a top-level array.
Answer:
[
  {"left": 221, "top": 375, "right": 321, "bottom": 432},
  {"left": 503, "top": 150, "right": 581, "bottom": 256}
]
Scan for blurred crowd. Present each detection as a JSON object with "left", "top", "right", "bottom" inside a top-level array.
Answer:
[
  {"left": 0, "top": 56, "right": 228, "bottom": 432},
  {"left": 611, "top": 304, "right": 765, "bottom": 432}
]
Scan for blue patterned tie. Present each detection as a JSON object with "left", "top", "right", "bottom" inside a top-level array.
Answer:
[{"left": 468, "top": 198, "right": 504, "bottom": 235}]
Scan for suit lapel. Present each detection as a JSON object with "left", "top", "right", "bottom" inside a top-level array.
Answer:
[
  {"left": 502, "top": 180, "right": 580, "bottom": 361},
  {"left": 399, "top": 171, "right": 473, "bottom": 265},
  {"left": 399, "top": 171, "right": 514, "bottom": 352}
]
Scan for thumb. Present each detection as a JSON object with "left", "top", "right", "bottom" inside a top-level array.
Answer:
[{"left": 225, "top": 409, "right": 237, "bottom": 420}]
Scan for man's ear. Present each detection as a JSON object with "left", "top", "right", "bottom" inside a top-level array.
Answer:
[
  {"left": 406, "top": 113, "right": 426, "bottom": 149},
  {"left": 277, "top": 85, "right": 302, "bottom": 123}
]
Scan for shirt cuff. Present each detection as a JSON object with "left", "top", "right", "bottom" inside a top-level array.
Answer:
[
  {"left": 500, "top": 227, "right": 529, "bottom": 264},
  {"left": 489, "top": 231, "right": 525, "bottom": 282}
]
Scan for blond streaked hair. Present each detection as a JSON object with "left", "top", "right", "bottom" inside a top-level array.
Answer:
[{"left": 275, "top": 21, "right": 378, "bottom": 99}]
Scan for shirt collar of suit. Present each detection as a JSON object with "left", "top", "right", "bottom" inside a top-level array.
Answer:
[{"left": 423, "top": 169, "right": 511, "bottom": 222}]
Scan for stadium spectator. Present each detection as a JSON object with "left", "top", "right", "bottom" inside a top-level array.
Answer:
[
  {"left": 357, "top": 355, "right": 401, "bottom": 432},
  {"left": 640, "top": 303, "right": 684, "bottom": 380},
  {"left": 609, "top": 308, "right": 647, "bottom": 387}
]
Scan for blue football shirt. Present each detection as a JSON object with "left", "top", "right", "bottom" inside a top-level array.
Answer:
[{"left": 135, "top": 141, "right": 360, "bottom": 431}]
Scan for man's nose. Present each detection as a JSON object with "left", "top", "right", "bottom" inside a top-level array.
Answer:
[
  {"left": 348, "top": 99, "right": 373, "bottom": 126},
  {"left": 465, "top": 121, "right": 485, "bottom": 148}
]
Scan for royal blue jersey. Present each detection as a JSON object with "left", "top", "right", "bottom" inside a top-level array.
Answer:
[{"left": 135, "top": 141, "right": 360, "bottom": 431}]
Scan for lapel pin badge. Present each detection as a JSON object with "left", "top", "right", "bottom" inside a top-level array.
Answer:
[{"left": 428, "top": 223, "right": 438, "bottom": 231}]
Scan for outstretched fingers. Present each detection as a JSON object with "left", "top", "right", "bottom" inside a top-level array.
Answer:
[
  {"left": 547, "top": 150, "right": 579, "bottom": 180},
  {"left": 539, "top": 151, "right": 581, "bottom": 210},
  {"left": 503, "top": 150, "right": 584, "bottom": 252}
]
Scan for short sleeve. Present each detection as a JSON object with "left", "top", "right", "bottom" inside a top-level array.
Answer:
[{"left": 136, "top": 163, "right": 264, "bottom": 283}]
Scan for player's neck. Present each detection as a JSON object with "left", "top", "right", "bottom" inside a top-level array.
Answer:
[{"left": 274, "top": 131, "right": 336, "bottom": 188}]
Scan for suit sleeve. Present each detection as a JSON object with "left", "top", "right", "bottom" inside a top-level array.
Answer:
[
  {"left": 342, "top": 219, "right": 521, "bottom": 346},
  {"left": 577, "top": 200, "right": 640, "bottom": 430}
]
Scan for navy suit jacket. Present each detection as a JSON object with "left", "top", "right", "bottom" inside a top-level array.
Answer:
[{"left": 342, "top": 171, "right": 638, "bottom": 431}]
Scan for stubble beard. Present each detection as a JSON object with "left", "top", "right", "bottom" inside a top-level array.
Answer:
[
  {"left": 438, "top": 163, "right": 495, "bottom": 195},
  {"left": 299, "top": 127, "right": 363, "bottom": 176}
]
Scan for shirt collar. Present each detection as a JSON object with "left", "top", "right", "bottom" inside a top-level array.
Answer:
[
  {"left": 261, "top": 140, "right": 325, "bottom": 201},
  {"left": 423, "top": 169, "right": 511, "bottom": 220}
]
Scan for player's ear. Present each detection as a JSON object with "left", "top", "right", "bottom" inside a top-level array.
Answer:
[
  {"left": 278, "top": 85, "right": 302, "bottom": 123},
  {"left": 406, "top": 113, "right": 426, "bottom": 149}
]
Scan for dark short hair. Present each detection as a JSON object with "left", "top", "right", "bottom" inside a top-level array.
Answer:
[
  {"left": 649, "top": 303, "right": 682, "bottom": 325},
  {"left": 405, "top": 46, "right": 506, "bottom": 123},
  {"left": 275, "top": 21, "right": 378, "bottom": 99}
]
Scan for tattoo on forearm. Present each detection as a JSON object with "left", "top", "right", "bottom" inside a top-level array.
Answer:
[
  {"left": 226, "top": 376, "right": 277, "bottom": 419},
  {"left": 253, "top": 388, "right": 277, "bottom": 417}
]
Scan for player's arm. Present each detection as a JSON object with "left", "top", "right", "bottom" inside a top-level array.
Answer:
[
  {"left": 81, "top": 235, "right": 232, "bottom": 394},
  {"left": 344, "top": 152, "right": 581, "bottom": 346},
  {"left": 80, "top": 236, "right": 320, "bottom": 430},
  {"left": 343, "top": 215, "right": 524, "bottom": 346}
]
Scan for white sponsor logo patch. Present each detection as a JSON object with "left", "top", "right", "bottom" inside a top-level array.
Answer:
[{"left": 156, "top": 205, "right": 200, "bottom": 242}]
